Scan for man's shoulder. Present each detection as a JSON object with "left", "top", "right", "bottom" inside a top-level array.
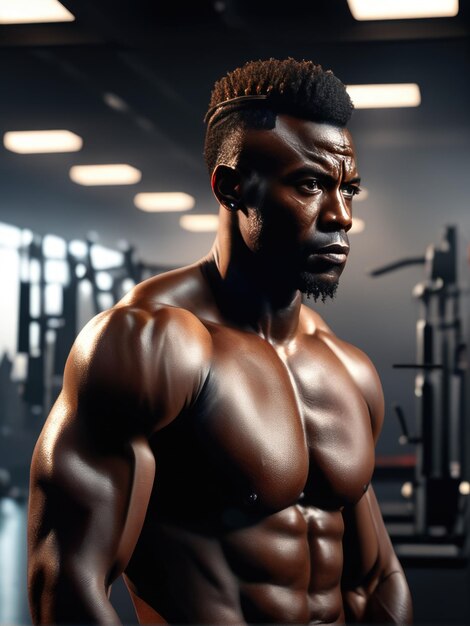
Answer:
[
  {"left": 76, "top": 299, "right": 212, "bottom": 362},
  {"left": 95, "top": 263, "right": 214, "bottom": 364},
  {"left": 65, "top": 291, "right": 213, "bottom": 432}
]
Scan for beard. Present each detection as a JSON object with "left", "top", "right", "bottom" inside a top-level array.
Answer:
[{"left": 298, "top": 271, "right": 338, "bottom": 302}]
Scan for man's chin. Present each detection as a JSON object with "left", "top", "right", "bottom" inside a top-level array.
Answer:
[{"left": 298, "top": 271, "right": 338, "bottom": 302}]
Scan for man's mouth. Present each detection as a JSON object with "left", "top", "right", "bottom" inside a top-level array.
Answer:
[{"left": 308, "top": 244, "right": 349, "bottom": 266}]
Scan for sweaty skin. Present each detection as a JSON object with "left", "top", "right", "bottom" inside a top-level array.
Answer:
[{"left": 28, "top": 116, "right": 412, "bottom": 625}]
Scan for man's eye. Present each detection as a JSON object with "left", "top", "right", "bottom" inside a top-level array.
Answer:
[
  {"left": 341, "top": 185, "right": 361, "bottom": 199},
  {"left": 298, "top": 179, "right": 320, "bottom": 193}
]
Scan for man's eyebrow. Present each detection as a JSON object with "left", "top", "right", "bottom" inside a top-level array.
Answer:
[
  {"left": 285, "top": 165, "right": 361, "bottom": 187},
  {"left": 284, "top": 164, "right": 335, "bottom": 183},
  {"left": 345, "top": 176, "right": 362, "bottom": 185}
]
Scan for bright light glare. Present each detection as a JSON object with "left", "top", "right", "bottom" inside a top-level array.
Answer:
[
  {"left": 69, "top": 240, "right": 88, "bottom": 259},
  {"left": 346, "top": 84, "right": 421, "bottom": 109},
  {"left": 122, "top": 278, "right": 136, "bottom": 294},
  {"left": 0, "top": 0, "right": 75, "bottom": 23},
  {"left": 45, "top": 284, "right": 62, "bottom": 316},
  {"left": 29, "top": 259, "right": 41, "bottom": 283},
  {"left": 0, "top": 499, "right": 25, "bottom": 624},
  {"left": 22, "top": 229, "right": 34, "bottom": 246},
  {"left": 350, "top": 218, "right": 365, "bottom": 234},
  {"left": 45, "top": 260, "right": 69, "bottom": 285},
  {"left": 3, "top": 130, "right": 82, "bottom": 154},
  {"left": 29, "top": 322, "right": 40, "bottom": 357},
  {"left": 96, "top": 272, "right": 113, "bottom": 291},
  {"left": 459, "top": 481, "right": 470, "bottom": 495},
  {"left": 401, "top": 482, "right": 413, "bottom": 498},
  {"left": 75, "top": 263, "right": 87, "bottom": 279},
  {"left": 11, "top": 354, "right": 27, "bottom": 382},
  {"left": 180, "top": 214, "right": 219, "bottom": 233},
  {"left": 43, "top": 234, "right": 67, "bottom": 259},
  {"left": 134, "top": 192, "right": 195, "bottom": 213},
  {"left": 90, "top": 245, "right": 124, "bottom": 270},
  {"left": 0, "top": 223, "right": 21, "bottom": 249},
  {"left": 347, "top": 0, "right": 458, "bottom": 20},
  {"left": 70, "top": 164, "right": 142, "bottom": 186}
]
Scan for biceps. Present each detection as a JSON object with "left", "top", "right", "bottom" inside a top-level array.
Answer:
[
  {"left": 28, "top": 409, "right": 155, "bottom": 587},
  {"left": 342, "top": 490, "right": 380, "bottom": 587},
  {"left": 342, "top": 487, "right": 399, "bottom": 588}
]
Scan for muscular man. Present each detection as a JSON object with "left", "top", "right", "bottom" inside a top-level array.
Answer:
[{"left": 28, "top": 58, "right": 412, "bottom": 624}]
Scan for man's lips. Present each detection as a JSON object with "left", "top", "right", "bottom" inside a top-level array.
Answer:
[{"left": 308, "top": 244, "right": 350, "bottom": 265}]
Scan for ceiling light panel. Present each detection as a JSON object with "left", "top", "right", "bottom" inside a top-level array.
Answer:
[
  {"left": 0, "top": 0, "right": 75, "bottom": 24},
  {"left": 135, "top": 192, "right": 195, "bottom": 213},
  {"left": 346, "top": 84, "right": 421, "bottom": 108},
  {"left": 3, "top": 130, "right": 82, "bottom": 154},
  {"left": 180, "top": 215, "right": 219, "bottom": 233},
  {"left": 347, "top": 0, "right": 458, "bottom": 20},
  {"left": 70, "top": 164, "right": 142, "bottom": 186}
]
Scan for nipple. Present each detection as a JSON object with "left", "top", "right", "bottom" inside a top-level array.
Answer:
[{"left": 245, "top": 492, "right": 258, "bottom": 505}]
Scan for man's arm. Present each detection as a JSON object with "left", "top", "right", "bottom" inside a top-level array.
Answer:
[
  {"left": 28, "top": 305, "right": 211, "bottom": 624},
  {"left": 339, "top": 342, "right": 412, "bottom": 623},
  {"left": 341, "top": 486, "right": 412, "bottom": 623}
]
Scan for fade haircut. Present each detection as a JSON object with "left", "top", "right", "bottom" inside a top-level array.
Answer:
[{"left": 204, "top": 58, "right": 353, "bottom": 175}]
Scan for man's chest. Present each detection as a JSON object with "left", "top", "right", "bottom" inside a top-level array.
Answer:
[{"left": 180, "top": 326, "right": 376, "bottom": 511}]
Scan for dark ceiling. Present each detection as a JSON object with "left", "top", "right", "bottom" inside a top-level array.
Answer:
[{"left": 0, "top": 0, "right": 469, "bottom": 264}]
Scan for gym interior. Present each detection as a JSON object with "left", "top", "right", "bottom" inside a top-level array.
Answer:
[{"left": 0, "top": 1, "right": 469, "bottom": 623}]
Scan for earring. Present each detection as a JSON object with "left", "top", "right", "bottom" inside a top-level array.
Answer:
[{"left": 227, "top": 200, "right": 238, "bottom": 210}]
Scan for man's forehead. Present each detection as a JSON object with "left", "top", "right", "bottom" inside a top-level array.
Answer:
[
  {"left": 276, "top": 114, "right": 354, "bottom": 155},
  {"left": 240, "top": 114, "right": 357, "bottom": 174}
]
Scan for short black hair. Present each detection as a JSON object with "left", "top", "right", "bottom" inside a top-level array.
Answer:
[{"left": 204, "top": 58, "right": 353, "bottom": 175}]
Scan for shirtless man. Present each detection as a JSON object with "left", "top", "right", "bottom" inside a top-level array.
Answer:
[{"left": 28, "top": 58, "right": 412, "bottom": 624}]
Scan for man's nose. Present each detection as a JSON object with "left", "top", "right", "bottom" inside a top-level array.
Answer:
[{"left": 318, "top": 191, "right": 352, "bottom": 232}]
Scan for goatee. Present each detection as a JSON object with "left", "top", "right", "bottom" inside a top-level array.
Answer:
[{"left": 298, "top": 272, "right": 338, "bottom": 302}]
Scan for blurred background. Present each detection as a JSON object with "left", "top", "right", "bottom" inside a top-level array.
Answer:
[{"left": 0, "top": 0, "right": 469, "bottom": 623}]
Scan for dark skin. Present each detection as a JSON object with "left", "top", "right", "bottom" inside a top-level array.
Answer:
[{"left": 28, "top": 115, "right": 412, "bottom": 624}]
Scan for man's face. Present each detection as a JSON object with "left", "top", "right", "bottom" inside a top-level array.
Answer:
[{"left": 236, "top": 114, "right": 360, "bottom": 300}]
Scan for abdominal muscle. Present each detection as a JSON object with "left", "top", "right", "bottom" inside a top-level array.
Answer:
[{"left": 125, "top": 503, "right": 346, "bottom": 625}]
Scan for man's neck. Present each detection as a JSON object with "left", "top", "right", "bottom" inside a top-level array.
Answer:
[{"left": 201, "top": 236, "right": 302, "bottom": 346}]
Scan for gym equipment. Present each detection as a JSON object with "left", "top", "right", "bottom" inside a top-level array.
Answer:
[
  {"left": 372, "top": 225, "right": 469, "bottom": 563},
  {"left": 15, "top": 231, "right": 173, "bottom": 419}
]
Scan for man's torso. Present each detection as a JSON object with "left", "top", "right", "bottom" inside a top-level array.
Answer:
[{"left": 120, "top": 264, "right": 378, "bottom": 625}]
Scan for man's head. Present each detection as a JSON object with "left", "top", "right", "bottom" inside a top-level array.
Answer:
[
  {"left": 204, "top": 58, "right": 353, "bottom": 175},
  {"left": 205, "top": 59, "right": 358, "bottom": 302}
]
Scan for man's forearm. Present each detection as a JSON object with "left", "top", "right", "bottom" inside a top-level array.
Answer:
[
  {"left": 363, "top": 569, "right": 413, "bottom": 623},
  {"left": 344, "top": 568, "right": 412, "bottom": 624},
  {"left": 29, "top": 568, "right": 122, "bottom": 625}
]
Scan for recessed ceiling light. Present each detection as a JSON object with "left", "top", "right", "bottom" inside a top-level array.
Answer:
[
  {"left": 69, "top": 164, "right": 142, "bottom": 186},
  {"left": 0, "top": 0, "right": 75, "bottom": 24},
  {"left": 134, "top": 192, "right": 195, "bottom": 213},
  {"left": 347, "top": 0, "right": 458, "bottom": 20},
  {"left": 346, "top": 84, "right": 421, "bottom": 108},
  {"left": 4, "top": 130, "right": 83, "bottom": 154},
  {"left": 350, "top": 218, "right": 365, "bottom": 234},
  {"left": 180, "top": 214, "right": 219, "bottom": 232}
]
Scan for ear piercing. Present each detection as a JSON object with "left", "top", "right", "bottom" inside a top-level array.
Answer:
[{"left": 227, "top": 200, "right": 238, "bottom": 210}]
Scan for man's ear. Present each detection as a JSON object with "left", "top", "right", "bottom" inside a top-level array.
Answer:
[{"left": 211, "top": 164, "right": 243, "bottom": 211}]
